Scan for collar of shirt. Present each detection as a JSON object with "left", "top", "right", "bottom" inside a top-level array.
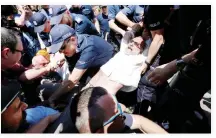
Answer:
[{"left": 76, "top": 34, "right": 86, "bottom": 53}]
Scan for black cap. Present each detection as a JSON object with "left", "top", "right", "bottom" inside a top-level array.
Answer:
[
  {"left": 29, "top": 12, "right": 48, "bottom": 33},
  {"left": 1, "top": 82, "right": 21, "bottom": 113}
]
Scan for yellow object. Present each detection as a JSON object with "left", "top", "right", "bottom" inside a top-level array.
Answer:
[{"left": 36, "top": 49, "right": 50, "bottom": 61}]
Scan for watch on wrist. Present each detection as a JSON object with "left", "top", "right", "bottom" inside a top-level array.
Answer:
[{"left": 176, "top": 58, "right": 186, "bottom": 71}]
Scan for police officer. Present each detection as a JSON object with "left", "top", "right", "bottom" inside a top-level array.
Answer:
[
  {"left": 29, "top": 12, "right": 52, "bottom": 48},
  {"left": 45, "top": 24, "right": 114, "bottom": 106},
  {"left": 49, "top": 5, "right": 99, "bottom": 36},
  {"left": 107, "top": 5, "right": 126, "bottom": 53},
  {"left": 69, "top": 5, "right": 94, "bottom": 22},
  {"left": 97, "top": 5, "right": 110, "bottom": 40},
  {"left": 69, "top": 5, "right": 100, "bottom": 35},
  {"left": 116, "top": 5, "right": 145, "bottom": 28}
]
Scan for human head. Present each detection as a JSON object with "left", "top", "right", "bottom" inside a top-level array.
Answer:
[
  {"left": 125, "top": 36, "right": 145, "bottom": 55},
  {"left": 41, "top": 5, "right": 49, "bottom": 10},
  {"left": 30, "top": 12, "right": 51, "bottom": 33},
  {"left": 70, "top": 87, "right": 126, "bottom": 133},
  {"left": 48, "top": 24, "right": 77, "bottom": 57},
  {"left": 92, "top": 6, "right": 100, "bottom": 17},
  {"left": 49, "top": 5, "right": 68, "bottom": 25},
  {"left": 1, "top": 27, "right": 24, "bottom": 70},
  {"left": 1, "top": 83, "right": 28, "bottom": 133},
  {"left": 100, "top": 5, "right": 107, "bottom": 15}
]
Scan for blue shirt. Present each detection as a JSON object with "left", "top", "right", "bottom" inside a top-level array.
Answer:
[
  {"left": 107, "top": 5, "right": 127, "bottom": 34},
  {"left": 75, "top": 34, "right": 114, "bottom": 69},
  {"left": 71, "top": 13, "right": 99, "bottom": 36},
  {"left": 97, "top": 13, "right": 110, "bottom": 35},
  {"left": 121, "top": 5, "right": 144, "bottom": 23},
  {"left": 25, "top": 106, "right": 59, "bottom": 125},
  {"left": 70, "top": 5, "right": 94, "bottom": 21}
]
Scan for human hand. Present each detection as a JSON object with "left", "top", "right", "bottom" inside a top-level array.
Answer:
[{"left": 147, "top": 65, "right": 173, "bottom": 85}]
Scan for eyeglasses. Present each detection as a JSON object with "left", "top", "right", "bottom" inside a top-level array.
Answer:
[
  {"left": 15, "top": 49, "right": 25, "bottom": 55},
  {"left": 129, "top": 40, "right": 142, "bottom": 49},
  {"left": 103, "top": 96, "right": 124, "bottom": 126}
]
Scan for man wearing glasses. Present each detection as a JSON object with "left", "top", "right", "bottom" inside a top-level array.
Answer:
[
  {"left": 1, "top": 28, "right": 60, "bottom": 105},
  {"left": 83, "top": 36, "right": 147, "bottom": 95},
  {"left": 45, "top": 24, "right": 114, "bottom": 107},
  {"left": 70, "top": 87, "right": 167, "bottom": 133},
  {"left": 1, "top": 27, "right": 60, "bottom": 84}
]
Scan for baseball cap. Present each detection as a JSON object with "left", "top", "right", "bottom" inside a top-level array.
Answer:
[
  {"left": 48, "top": 24, "right": 76, "bottom": 54},
  {"left": 1, "top": 82, "right": 21, "bottom": 113},
  {"left": 29, "top": 12, "right": 47, "bottom": 33},
  {"left": 49, "top": 5, "right": 67, "bottom": 25},
  {"left": 100, "top": 5, "right": 107, "bottom": 8}
]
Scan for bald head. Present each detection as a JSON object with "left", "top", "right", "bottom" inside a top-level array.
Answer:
[{"left": 70, "top": 87, "right": 110, "bottom": 133}]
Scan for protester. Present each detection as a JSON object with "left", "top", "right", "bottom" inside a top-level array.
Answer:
[
  {"left": 70, "top": 87, "right": 167, "bottom": 133},
  {"left": 1, "top": 82, "right": 60, "bottom": 133}
]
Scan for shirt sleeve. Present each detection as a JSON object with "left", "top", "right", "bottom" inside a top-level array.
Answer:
[
  {"left": 75, "top": 46, "right": 97, "bottom": 69},
  {"left": 108, "top": 5, "right": 117, "bottom": 21},
  {"left": 82, "top": 5, "right": 94, "bottom": 21},
  {"left": 121, "top": 5, "right": 136, "bottom": 16},
  {"left": 75, "top": 15, "right": 99, "bottom": 36},
  {"left": 145, "top": 6, "right": 170, "bottom": 30},
  {"left": 25, "top": 106, "right": 59, "bottom": 125},
  {"left": 123, "top": 113, "right": 134, "bottom": 128}
]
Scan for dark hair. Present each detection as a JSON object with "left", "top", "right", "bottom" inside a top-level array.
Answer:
[
  {"left": 70, "top": 87, "right": 108, "bottom": 133},
  {"left": 1, "top": 5, "right": 18, "bottom": 17},
  {"left": 1, "top": 27, "right": 19, "bottom": 53}
]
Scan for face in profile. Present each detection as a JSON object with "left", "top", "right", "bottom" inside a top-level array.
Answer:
[
  {"left": 59, "top": 37, "right": 77, "bottom": 57},
  {"left": 1, "top": 97, "right": 28, "bottom": 133},
  {"left": 125, "top": 37, "right": 145, "bottom": 55}
]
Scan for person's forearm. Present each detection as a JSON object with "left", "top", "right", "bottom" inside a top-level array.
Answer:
[
  {"left": 162, "top": 48, "right": 198, "bottom": 75},
  {"left": 138, "top": 115, "right": 168, "bottom": 134},
  {"left": 19, "top": 67, "right": 49, "bottom": 81},
  {"left": 116, "top": 11, "right": 135, "bottom": 28},
  {"left": 109, "top": 20, "right": 125, "bottom": 36},
  {"left": 128, "top": 114, "right": 167, "bottom": 133},
  {"left": 94, "top": 18, "right": 100, "bottom": 34},
  {"left": 26, "top": 116, "right": 50, "bottom": 133},
  {"left": 146, "top": 34, "right": 164, "bottom": 63},
  {"left": 48, "top": 80, "right": 76, "bottom": 102}
]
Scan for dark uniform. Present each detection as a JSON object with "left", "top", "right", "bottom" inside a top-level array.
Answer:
[{"left": 69, "top": 5, "right": 94, "bottom": 22}]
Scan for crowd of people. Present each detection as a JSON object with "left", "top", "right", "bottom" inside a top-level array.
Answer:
[{"left": 1, "top": 5, "right": 211, "bottom": 133}]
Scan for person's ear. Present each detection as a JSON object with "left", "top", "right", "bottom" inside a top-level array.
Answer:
[
  {"left": 66, "top": 10, "right": 70, "bottom": 15},
  {"left": 1, "top": 48, "right": 10, "bottom": 59}
]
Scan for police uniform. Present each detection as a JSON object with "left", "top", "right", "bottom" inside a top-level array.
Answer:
[
  {"left": 70, "top": 13, "right": 100, "bottom": 36},
  {"left": 69, "top": 5, "right": 94, "bottom": 22},
  {"left": 97, "top": 13, "right": 110, "bottom": 39},
  {"left": 121, "top": 5, "right": 145, "bottom": 23},
  {"left": 107, "top": 5, "right": 126, "bottom": 53}
]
